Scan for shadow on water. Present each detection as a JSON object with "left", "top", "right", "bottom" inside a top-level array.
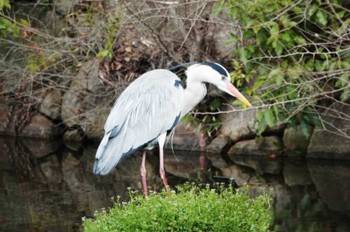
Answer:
[{"left": 0, "top": 137, "right": 349, "bottom": 231}]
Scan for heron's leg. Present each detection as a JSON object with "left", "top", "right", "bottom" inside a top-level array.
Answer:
[
  {"left": 199, "top": 133, "right": 206, "bottom": 149},
  {"left": 199, "top": 133, "right": 206, "bottom": 169},
  {"left": 158, "top": 133, "right": 169, "bottom": 190},
  {"left": 140, "top": 150, "right": 148, "bottom": 197}
]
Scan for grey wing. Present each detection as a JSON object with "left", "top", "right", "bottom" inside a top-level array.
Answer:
[{"left": 93, "top": 70, "right": 183, "bottom": 175}]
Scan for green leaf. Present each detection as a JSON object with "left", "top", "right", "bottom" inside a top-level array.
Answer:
[
  {"left": 287, "top": 87, "right": 298, "bottom": 100},
  {"left": 292, "top": 6, "right": 303, "bottom": 14},
  {"left": 281, "top": 60, "right": 289, "bottom": 69},
  {"left": 272, "top": 105, "right": 280, "bottom": 119},
  {"left": 238, "top": 48, "right": 248, "bottom": 65},
  {"left": 256, "top": 29, "right": 267, "bottom": 45},
  {"left": 264, "top": 109, "right": 276, "bottom": 128},
  {"left": 213, "top": 0, "right": 225, "bottom": 16},
  {"left": 269, "top": 22, "right": 279, "bottom": 36},
  {"left": 340, "top": 89, "right": 350, "bottom": 102},
  {"left": 335, "top": 73, "right": 349, "bottom": 87},
  {"left": 268, "top": 68, "right": 284, "bottom": 80},
  {"left": 310, "top": 116, "right": 323, "bottom": 128},
  {"left": 300, "top": 120, "right": 310, "bottom": 137},
  {"left": 256, "top": 110, "right": 268, "bottom": 135},
  {"left": 305, "top": 59, "right": 314, "bottom": 72},
  {"left": 0, "top": 0, "right": 11, "bottom": 9},
  {"left": 337, "top": 10, "right": 346, "bottom": 18},
  {"left": 316, "top": 10, "right": 327, "bottom": 26},
  {"left": 226, "top": 33, "right": 239, "bottom": 44},
  {"left": 243, "top": 29, "right": 255, "bottom": 39},
  {"left": 210, "top": 98, "right": 222, "bottom": 110},
  {"left": 294, "top": 36, "right": 306, "bottom": 45},
  {"left": 252, "top": 76, "right": 266, "bottom": 91},
  {"left": 307, "top": 4, "right": 319, "bottom": 18},
  {"left": 282, "top": 32, "right": 291, "bottom": 42},
  {"left": 96, "top": 49, "right": 112, "bottom": 59},
  {"left": 19, "top": 18, "right": 30, "bottom": 27},
  {"left": 314, "top": 60, "right": 324, "bottom": 71},
  {"left": 274, "top": 42, "right": 283, "bottom": 56}
]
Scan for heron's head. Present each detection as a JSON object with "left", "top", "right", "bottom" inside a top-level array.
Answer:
[{"left": 186, "top": 62, "right": 252, "bottom": 107}]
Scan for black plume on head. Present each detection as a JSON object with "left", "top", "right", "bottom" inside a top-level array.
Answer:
[
  {"left": 167, "top": 62, "right": 198, "bottom": 86},
  {"left": 168, "top": 62, "right": 196, "bottom": 75},
  {"left": 200, "top": 62, "right": 228, "bottom": 77}
]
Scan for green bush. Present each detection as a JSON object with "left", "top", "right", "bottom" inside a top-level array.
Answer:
[
  {"left": 0, "top": 0, "right": 20, "bottom": 37},
  {"left": 216, "top": 0, "right": 350, "bottom": 136},
  {"left": 83, "top": 184, "right": 271, "bottom": 232}
]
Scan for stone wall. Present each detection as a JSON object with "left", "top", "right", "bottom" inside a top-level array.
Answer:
[{"left": 0, "top": 1, "right": 349, "bottom": 159}]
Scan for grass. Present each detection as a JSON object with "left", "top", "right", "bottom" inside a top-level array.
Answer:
[{"left": 83, "top": 183, "right": 271, "bottom": 232}]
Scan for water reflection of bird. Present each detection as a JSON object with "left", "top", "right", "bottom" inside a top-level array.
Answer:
[{"left": 93, "top": 62, "right": 252, "bottom": 196}]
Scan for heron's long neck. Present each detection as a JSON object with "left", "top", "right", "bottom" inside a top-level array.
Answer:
[{"left": 181, "top": 80, "right": 207, "bottom": 117}]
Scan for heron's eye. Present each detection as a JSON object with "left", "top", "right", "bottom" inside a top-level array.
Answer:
[{"left": 221, "top": 75, "right": 226, "bottom": 81}]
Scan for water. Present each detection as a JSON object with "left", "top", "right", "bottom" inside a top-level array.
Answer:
[{"left": 0, "top": 137, "right": 349, "bottom": 232}]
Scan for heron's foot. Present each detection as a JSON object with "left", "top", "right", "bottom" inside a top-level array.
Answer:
[
  {"left": 160, "top": 171, "right": 170, "bottom": 192},
  {"left": 141, "top": 174, "right": 148, "bottom": 197}
]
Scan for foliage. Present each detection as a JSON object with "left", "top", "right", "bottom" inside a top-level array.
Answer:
[
  {"left": 216, "top": 0, "right": 350, "bottom": 136},
  {"left": 83, "top": 183, "right": 271, "bottom": 232},
  {"left": 96, "top": 10, "right": 122, "bottom": 59},
  {"left": 0, "top": 0, "right": 20, "bottom": 37}
]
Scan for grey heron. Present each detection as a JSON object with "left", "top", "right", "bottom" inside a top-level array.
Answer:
[{"left": 93, "top": 62, "right": 252, "bottom": 195}]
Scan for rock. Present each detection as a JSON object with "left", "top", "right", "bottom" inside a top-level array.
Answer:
[
  {"left": 228, "top": 155, "right": 283, "bottom": 175},
  {"left": 53, "top": 0, "right": 79, "bottom": 15},
  {"left": 164, "top": 121, "right": 202, "bottom": 151},
  {"left": 60, "top": 59, "right": 127, "bottom": 139},
  {"left": 220, "top": 108, "right": 257, "bottom": 142},
  {"left": 39, "top": 89, "right": 62, "bottom": 120},
  {"left": 84, "top": 108, "right": 110, "bottom": 141},
  {"left": 206, "top": 136, "right": 230, "bottom": 154},
  {"left": 308, "top": 159, "right": 350, "bottom": 212},
  {"left": 206, "top": 153, "right": 230, "bottom": 169},
  {"left": 164, "top": 150, "right": 205, "bottom": 180},
  {"left": 273, "top": 185, "right": 293, "bottom": 220},
  {"left": 283, "top": 126, "right": 310, "bottom": 156},
  {"left": 227, "top": 136, "right": 282, "bottom": 156},
  {"left": 0, "top": 138, "right": 12, "bottom": 170},
  {"left": 20, "top": 138, "right": 61, "bottom": 158},
  {"left": 0, "top": 103, "right": 15, "bottom": 136},
  {"left": 220, "top": 107, "right": 285, "bottom": 142},
  {"left": 19, "top": 114, "right": 64, "bottom": 139},
  {"left": 61, "top": 60, "right": 109, "bottom": 128},
  {"left": 71, "top": 59, "right": 101, "bottom": 93},
  {"left": 208, "top": 13, "right": 238, "bottom": 59},
  {"left": 308, "top": 102, "right": 350, "bottom": 158},
  {"left": 220, "top": 164, "right": 260, "bottom": 186},
  {"left": 63, "top": 128, "right": 86, "bottom": 142},
  {"left": 283, "top": 161, "right": 313, "bottom": 186},
  {"left": 39, "top": 155, "right": 62, "bottom": 184},
  {"left": 61, "top": 85, "right": 85, "bottom": 127}
]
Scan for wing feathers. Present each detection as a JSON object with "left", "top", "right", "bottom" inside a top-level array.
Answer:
[{"left": 93, "top": 70, "right": 183, "bottom": 175}]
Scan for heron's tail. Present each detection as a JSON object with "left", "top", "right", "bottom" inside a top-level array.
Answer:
[{"left": 93, "top": 132, "right": 123, "bottom": 175}]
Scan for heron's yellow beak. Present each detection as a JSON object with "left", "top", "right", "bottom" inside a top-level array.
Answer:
[{"left": 226, "top": 82, "right": 252, "bottom": 107}]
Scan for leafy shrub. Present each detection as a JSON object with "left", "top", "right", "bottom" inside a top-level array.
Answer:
[
  {"left": 216, "top": 0, "right": 350, "bottom": 136},
  {"left": 83, "top": 184, "right": 271, "bottom": 232},
  {"left": 0, "top": 0, "right": 20, "bottom": 37}
]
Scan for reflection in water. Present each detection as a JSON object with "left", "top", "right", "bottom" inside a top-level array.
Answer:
[{"left": 0, "top": 137, "right": 349, "bottom": 231}]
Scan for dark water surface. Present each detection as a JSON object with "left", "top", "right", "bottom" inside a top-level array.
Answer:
[{"left": 0, "top": 137, "right": 349, "bottom": 232}]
